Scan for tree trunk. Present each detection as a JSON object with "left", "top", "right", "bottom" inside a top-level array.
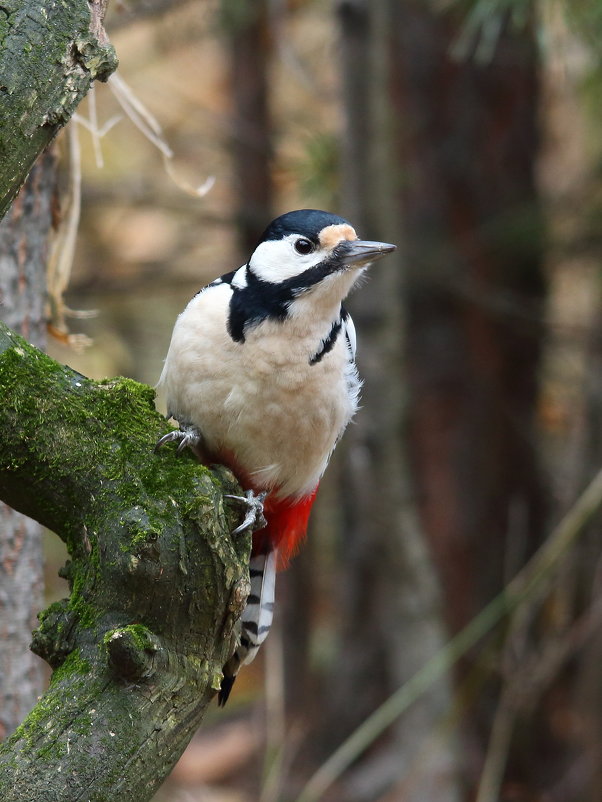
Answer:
[
  {"left": 317, "top": 2, "right": 461, "bottom": 799},
  {"left": 393, "top": 2, "right": 546, "bottom": 636},
  {"left": 0, "top": 0, "right": 115, "bottom": 744},
  {"left": 566, "top": 280, "right": 602, "bottom": 801},
  {"left": 0, "top": 149, "right": 57, "bottom": 739},
  {"left": 221, "top": 0, "right": 273, "bottom": 253},
  {"left": 389, "top": 1, "right": 547, "bottom": 787},
  {"left": 0, "top": 323, "right": 251, "bottom": 801},
  {"left": 0, "top": 0, "right": 117, "bottom": 220}
]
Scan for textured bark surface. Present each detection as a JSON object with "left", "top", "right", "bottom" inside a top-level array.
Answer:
[
  {"left": 0, "top": 0, "right": 118, "bottom": 220},
  {"left": 222, "top": 0, "right": 273, "bottom": 253},
  {"left": 0, "top": 322, "right": 250, "bottom": 801},
  {"left": 0, "top": 508, "right": 44, "bottom": 741},
  {"left": 0, "top": 149, "right": 57, "bottom": 738},
  {"left": 320, "top": 2, "right": 461, "bottom": 799},
  {"left": 389, "top": 3, "right": 547, "bottom": 789},
  {"left": 391, "top": 4, "right": 546, "bottom": 637}
]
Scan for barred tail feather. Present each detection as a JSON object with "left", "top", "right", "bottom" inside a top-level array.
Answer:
[
  {"left": 218, "top": 489, "right": 319, "bottom": 705},
  {"left": 218, "top": 548, "right": 277, "bottom": 706}
]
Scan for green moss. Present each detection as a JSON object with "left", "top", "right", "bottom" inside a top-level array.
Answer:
[
  {"left": 68, "top": 570, "right": 100, "bottom": 629},
  {"left": 51, "top": 648, "right": 92, "bottom": 683},
  {"left": 0, "top": 326, "right": 245, "bottom": 587},
  {"left": 37, "top": 599, "right": 68, "bottom": 627},
  {"left": 0, "top": 7, "right": 16, "bottom": 52},
  {"left": 10, "top": 650, "right": 92, "bottom": 760},
  {"left": 12, "top": 694, "right": 61, "bottom": 744},
  {"left": 0, "top": 0, "right": 118, "bottom": 214},
  {"left": 119, "top": 505, "right": 160, "bottom": 550},
  {"left": 0, "top": 320, "right": 248, "bottom": 797},
  {"left": 31, "top": 598, "right": 75, "bottom": 667},
  {"left": 103, "top": 623, "right": 154, "bottom": 653}
]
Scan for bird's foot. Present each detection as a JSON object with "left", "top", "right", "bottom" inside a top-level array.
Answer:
[
  {"left": 224, "top": 490, "right": 267, "bottom": 535},
  {"left": 154, "top": 424, "right": 203, "bottom": 456}
]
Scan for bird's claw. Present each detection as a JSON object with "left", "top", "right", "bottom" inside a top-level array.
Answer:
[
  {"left": 225, "top": 490, "right": 267, "bottom": 535},
  {"left": 154, "top": 425, "right": 202, "bottom": 455}
]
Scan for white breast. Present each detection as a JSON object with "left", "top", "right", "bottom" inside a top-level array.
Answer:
[{"left": 159, "top": 283, "right": 360, "bottom": 499}]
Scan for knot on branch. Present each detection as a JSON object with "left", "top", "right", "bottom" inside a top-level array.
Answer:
[
  {"left": 31, "top": 599, "right": 77, "bottom": 669},
  {"left": 122, "top": 506, "right": 161, "bottom": 558},
  {"left": 105, "top": 625, "right": 160, "bottom": 682},
  {"left": 73, "top": 37, "right": 118, "bottom": 83}
]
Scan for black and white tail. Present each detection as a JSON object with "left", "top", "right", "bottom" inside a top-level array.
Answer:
[{"left": 218, "top": 548, "right": 277, "bottom": 705}]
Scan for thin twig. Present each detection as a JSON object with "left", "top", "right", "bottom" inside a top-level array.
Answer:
[
  {"left": 87, "top": 84, "right": 104, "bottom": 169},
  {"left": 261, "top": 619, "right": 306, "bottom": 802},
  {"left": 261, "top": 616, "right": 287, "bottom": 802},
  {"left": 46, "top": 123, "right": 95, "bottom": 352},
  {"left": 476, "top": 590, "right": 602, "bottom": 802},
  {"left": 107, "top": 73, "right": 215, "bottom": 198},
  {"left": 474, "top": 683, "right": 517, "bottom": 802},
  {"left": 295, "top": 468, "right": 602, "bottom": 802}
]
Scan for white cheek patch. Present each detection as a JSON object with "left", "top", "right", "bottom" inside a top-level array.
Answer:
[
  {"left": 249, "top": 236, "right": 324, "bottom": 283},
  {"left": 231, "top": 265, "right": 248, "bottom": 289}
]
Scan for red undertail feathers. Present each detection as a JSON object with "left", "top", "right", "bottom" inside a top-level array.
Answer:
[{"left": 252, "top": 488, "right": 318, "bottom": 567}]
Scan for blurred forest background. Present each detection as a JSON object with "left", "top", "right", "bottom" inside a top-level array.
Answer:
[{"left": 3, "top": 0, "right": 602, "bottom": 800}]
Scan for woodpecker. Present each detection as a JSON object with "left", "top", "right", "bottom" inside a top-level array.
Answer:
[{"left": 156, "top": 209, "right": 395, "bottom": 704}]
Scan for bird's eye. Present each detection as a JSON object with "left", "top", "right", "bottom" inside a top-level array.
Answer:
[{"left": 294, "top": 238, "right": 314, "bottom": 255}]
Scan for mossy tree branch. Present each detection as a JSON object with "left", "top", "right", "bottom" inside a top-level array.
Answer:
[
  {"left": 0, "top": 322, "right": 251, "bottom": 801},
  {"left": 0, "top": 0, "right": 118, "bottom": 220}
]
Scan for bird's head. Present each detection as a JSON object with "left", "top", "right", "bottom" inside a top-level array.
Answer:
[{"left": 247, "top": 210, "right": 396, "bottom": 296}]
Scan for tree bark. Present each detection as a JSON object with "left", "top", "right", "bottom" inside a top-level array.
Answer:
[
  {"left": 0, "top": 322, "right": 251, "bottom": 801},
  {"left": 319, "top": 2, "right": 461, "bottom": 799},
  {"left": 392, "top": 2, "right": 546, "bottom": 637},
  {"left": 0, "top": 0, "right": 117, "bottom": 220},
  {"left": 0, "top": 149, "right": 57, "bottom": 739},
  {"left": 389, "top": 2, "right": 547, "bottom": 789},
  {"left": 221, "top": 0, "right": 273, "bottom": 253}
]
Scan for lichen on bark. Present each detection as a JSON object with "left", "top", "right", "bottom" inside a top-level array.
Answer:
[{"left": 0, "top": 322, "right": 251, "bottom": 801}]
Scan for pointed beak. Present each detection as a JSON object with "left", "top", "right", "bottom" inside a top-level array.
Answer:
[{"left": 340, "top": 239, "right": 397, "bottom": 266}]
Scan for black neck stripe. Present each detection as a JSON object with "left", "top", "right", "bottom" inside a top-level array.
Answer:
[
  {"left": 309, "top": 318, "right": 342, "bottom": 365},
  {"left": 227, "top": 250, "right": 349, "bottom": 343}
]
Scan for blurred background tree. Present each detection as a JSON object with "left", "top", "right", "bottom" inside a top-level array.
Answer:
[
  {"left": 0, "top": 152, "right": 56, "bottom": 739},
  {"left": 7, "top": 0, "right": 602, "bottom": 799}
]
